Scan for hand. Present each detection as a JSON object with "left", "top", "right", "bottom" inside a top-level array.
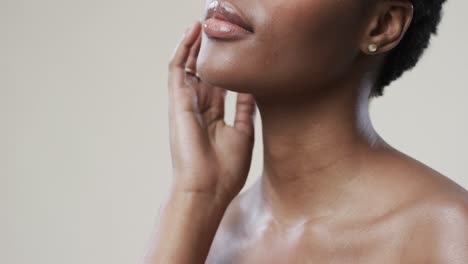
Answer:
[{"left": 167, "top": 21, "right": 257, "bottom": 204}]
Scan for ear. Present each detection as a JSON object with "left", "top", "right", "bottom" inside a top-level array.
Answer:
[{"left": 360, "top": 0, "right": 413, "bottom": 55}]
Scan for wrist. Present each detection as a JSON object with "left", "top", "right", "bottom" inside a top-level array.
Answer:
[
  {"left": 168, "top": 181, "right": 234, "bottom": 210},
  {"left": 164, "top": 188, "right": 231, "bottom": 216}
]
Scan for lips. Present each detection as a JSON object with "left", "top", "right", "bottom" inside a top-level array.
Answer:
[{"left": 204, "top": 0, "right": 254, "bottom": 36}]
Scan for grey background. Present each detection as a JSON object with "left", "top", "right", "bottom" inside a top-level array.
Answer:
[{"left": 2, "top": 0, "right": 467, "bottom": 263}]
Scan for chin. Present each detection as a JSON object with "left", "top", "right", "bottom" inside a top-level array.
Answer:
[
  {"left": 196, "top": 59, "right": 290, "bottom": 99},
  {"left": 196, "top": 36, "right": 257, "bottom": 94},
  {"left": 196, "top": 60, "right": 255, "bottom": 94}
]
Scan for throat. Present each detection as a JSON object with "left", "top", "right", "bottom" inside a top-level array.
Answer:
[{"left": 252, "top": 81, "right": 385, "bottom": 225}]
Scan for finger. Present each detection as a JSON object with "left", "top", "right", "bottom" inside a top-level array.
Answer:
[
  {"left": 168, "top": 22, "right": 201, "bottom": 129},
  {"left": 185, "top": 32, "right": 202, "bottom": 73},
  {"left": 184, "top": 33, "right": 202, "bottom": 85},
  {"left": 203, "top": 87, "right": 227, "bottom": 128},
  {"left": 233, "top": 93, "right": 257, "bottom": 136},
  {"left": 168, "top": 21, "right": 202, "bottom": 89}
]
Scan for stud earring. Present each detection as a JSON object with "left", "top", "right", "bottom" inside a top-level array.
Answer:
[{"left": 368, "top": 43, "right": 378, "bottom": 53}]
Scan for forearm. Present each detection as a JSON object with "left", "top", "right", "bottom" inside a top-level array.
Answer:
[{"left": 144, "top": 190, "right": 229, "bottom": 264}]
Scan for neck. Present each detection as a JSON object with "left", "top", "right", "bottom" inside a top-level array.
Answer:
[{"left": 253, "top": 75, "right": 387, "bottom": 226}]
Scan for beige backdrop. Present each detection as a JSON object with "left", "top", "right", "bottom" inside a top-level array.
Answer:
[{"left": 2, "top": 0, "right": 467, "bottom": 263}]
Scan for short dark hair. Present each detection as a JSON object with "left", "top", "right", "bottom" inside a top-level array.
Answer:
[{"left": 371, "top": 0, "right": 448, "bottom": 97}]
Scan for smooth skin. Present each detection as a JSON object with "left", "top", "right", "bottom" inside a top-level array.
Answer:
[{"left": 144, "top": 0, "right": 468, "bottom": 263}]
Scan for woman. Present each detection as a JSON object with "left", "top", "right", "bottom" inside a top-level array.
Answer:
[{"left": 146, "top": 0, "right": 468, "bottom": 263}]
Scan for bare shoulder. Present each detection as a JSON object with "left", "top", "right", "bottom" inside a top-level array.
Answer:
[
  {"left": 386, "top": 150, "right": 468, "bottom": 263},
  {"left": 400, "top": 191, "right": 468, "bottom": 263}
]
